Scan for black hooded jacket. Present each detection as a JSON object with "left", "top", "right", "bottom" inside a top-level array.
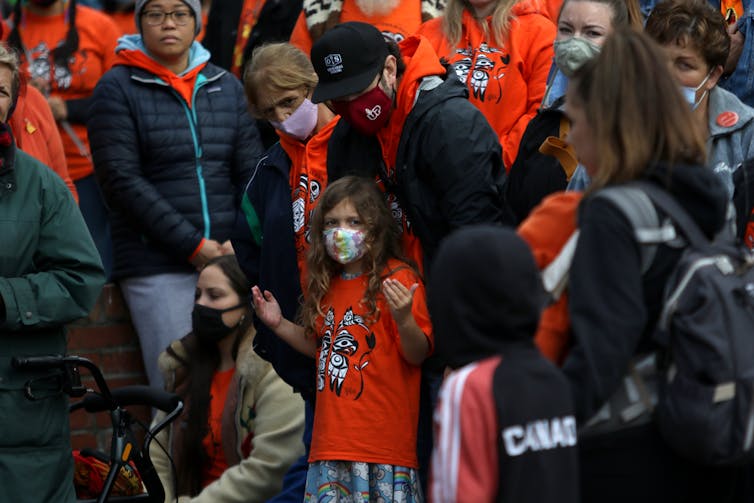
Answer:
[{"left": 563, "top": 162, "right": 729, "bottom": 421}]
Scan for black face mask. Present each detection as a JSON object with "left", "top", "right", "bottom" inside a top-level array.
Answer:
[{"left": 192, "top": 303, "right": 245, "bottom": 344}]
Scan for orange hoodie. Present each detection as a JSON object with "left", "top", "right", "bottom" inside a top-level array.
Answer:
[
  {"left": 417, "top": 1, "right": 555, "bottom": 171},
  {"left": 113, "top": 49, "right": 207, "bottom": 109},
  {"left": 278, "top": 115, "right": 340, "bottom": 292},
  {"left": 517, "top": 190, "right": 582, "bottom": 365}
]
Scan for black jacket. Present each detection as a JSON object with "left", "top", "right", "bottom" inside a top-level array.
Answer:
[
  {"left": 563, "top": 163, "right": 729, "bottom": 421},
  {"left": 506, "top": 103, "right": 569, "bottom": 224},
  {"left": 232, "top": 145, "right": 315, "bottom": 399},
  {"left": 327, "top": 68, "right": 510, "bottom": 267},
  {"left": 89, "top": 62, "right": 262, "bottom": 279},
  {"left": 203, "top": 0, "right": 303, "bottom": 74}
]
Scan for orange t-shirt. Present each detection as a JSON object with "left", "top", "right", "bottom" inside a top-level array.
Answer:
[
  {"left": 201, "top": 366, "right": 236, "bottom": 487},
  {"left": 417, "top": 3, "right": 555, "bottom": 170},
  {"left": 18, "top": 6, "right": 119, "bottom": 181},
  {"left": 309, "top": 259, "right": 433, "bottom": 467},
  {"left": 289, "top": 0, "right": 425, "bottom": 55}
]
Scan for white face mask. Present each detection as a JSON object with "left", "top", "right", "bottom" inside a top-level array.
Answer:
[
  {"left": 270, "top": 98, "right": 318, "bottom": 141},
  {"left": 680, "top": 70, "right": 713, "bottom": 111}
]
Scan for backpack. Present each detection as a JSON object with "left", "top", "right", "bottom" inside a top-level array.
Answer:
[{"left": 597, "top": 181, "right": 754, "bottom": 465}]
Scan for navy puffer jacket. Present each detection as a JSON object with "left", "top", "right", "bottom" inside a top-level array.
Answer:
[{"left": 88, "top": 60, "right": 262, "bottom": 279}]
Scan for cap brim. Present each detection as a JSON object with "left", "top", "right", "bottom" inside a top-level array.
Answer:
[{"left": 311, "top": 65, "right": 381, "bottom": 104}]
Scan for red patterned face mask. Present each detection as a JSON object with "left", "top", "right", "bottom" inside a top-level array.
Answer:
[{"left": 331, "top": 82, "right": 393, "bottom": 136}]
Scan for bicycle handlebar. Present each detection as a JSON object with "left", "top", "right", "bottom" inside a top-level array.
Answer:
[{"left": 78, "top": 385, "right": 181, "bottom": 414}]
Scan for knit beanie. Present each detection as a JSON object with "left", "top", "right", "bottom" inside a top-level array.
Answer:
[{"left": 135, "top": 0, "right": 202, "bottom": 36}]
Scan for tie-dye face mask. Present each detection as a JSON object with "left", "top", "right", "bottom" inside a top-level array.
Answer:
[{"left": 323, "top": 227, "right": 367, "bottom": 264}]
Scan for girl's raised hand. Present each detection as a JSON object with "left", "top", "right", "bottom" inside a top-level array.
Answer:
[
  {"left": 383, "top": 278, "right": 418, "bottom": 327},
  {"left": 251, "top": 286, "right": 282, "bottom": 330}
]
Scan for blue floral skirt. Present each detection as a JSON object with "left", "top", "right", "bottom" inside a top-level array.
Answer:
[{"left": 304, "top": 460, "right": 423, "bottom": 502}]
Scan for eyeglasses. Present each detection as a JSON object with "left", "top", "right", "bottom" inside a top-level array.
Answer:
[{"left": 141, "top": 9, "right": 193, "bottom": 26}]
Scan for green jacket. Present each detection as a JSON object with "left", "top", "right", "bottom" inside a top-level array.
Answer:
[{"left": 0, "top": 143, "right": 105, "bottom": 502}]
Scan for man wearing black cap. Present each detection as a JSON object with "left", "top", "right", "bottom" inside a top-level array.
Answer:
[{"left": 311, "top": 21, "right": 509, "bottom": 266}]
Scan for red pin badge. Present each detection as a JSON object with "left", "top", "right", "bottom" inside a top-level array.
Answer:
[{"left": 717, "top": 111, "right": 739, "bottom": 128}]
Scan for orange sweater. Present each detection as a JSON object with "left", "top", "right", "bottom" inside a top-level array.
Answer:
[{"left": 417, "top": 2, "right": 555, "bottom": 170}]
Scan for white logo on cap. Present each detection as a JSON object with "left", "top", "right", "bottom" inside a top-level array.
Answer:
[
  {"left": 365, "top": 105, "right": 382, "bottom": 121},
  {"left": 324, "top": 54, "right": 344, "bottom": 75}
]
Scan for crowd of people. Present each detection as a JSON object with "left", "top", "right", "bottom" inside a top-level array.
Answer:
[{"left": 0, "top": 0, "right": 753, "bottom": 502}]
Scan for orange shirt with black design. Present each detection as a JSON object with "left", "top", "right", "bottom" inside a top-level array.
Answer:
[
  {"left": 18, "top": 6, "right": 119, "bottom": 181},
  {"left": 417, "top": 2, "right": 555, "bottom": 170},
  {"left": 201, "top": 366, "right": 236, "bottom": 487},
  {"left": 290, "top": 0, "right": 424, "bottom": 55},
  {"left": 309, "top": 259, "right": 433, "bottom": 467}
]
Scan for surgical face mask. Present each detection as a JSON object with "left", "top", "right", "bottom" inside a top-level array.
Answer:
[
  {"left": 681, "top": 70, "right": 713, "bottom": 111},
  {"left": 323, "top": 227, "right": 368, "bottom": 265},
  {"left": 553, "top": 37, "right": 601, "bottom": 78},
  {"left": 331, "top": 81, "right": 393, "bottom": 136},
  {"left": 192, "top": 303, "right": 245, "bottom": 344},
  {"left": 270, "top": 98, "right": 318, "bottom": 141}
]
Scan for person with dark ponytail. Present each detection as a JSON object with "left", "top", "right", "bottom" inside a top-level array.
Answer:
[
  {"left": 7, "top": 0, "right": 120, "bottom": 279},
  {"left": 150, "top": 254, "right": 305, "bottom": 503}
]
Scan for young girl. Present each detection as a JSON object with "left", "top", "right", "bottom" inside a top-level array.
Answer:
[{"left": 252, "top": 176, "right": 433, "bottom": 502}]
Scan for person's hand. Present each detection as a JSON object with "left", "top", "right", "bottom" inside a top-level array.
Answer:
[
  {"left": 251, "top": 286, "right": 282, "bottom": 330},
  {"left": 383, "top": 278, "right": 418, "bottom": 327},
  {"left": 47, "top": 96, "right": 68, "bottom": 121},
  {"left": 725, "top": 23, "right": 745, "bottom": 75},
  {"left": 220, "top": 240, "right": 235, "bottom": 255},
  {"left": 189, "top": 239, "right": 224, "bottom": 270},
  {"left": 29, "top": 77, "right": 50, "bottom": 96}
]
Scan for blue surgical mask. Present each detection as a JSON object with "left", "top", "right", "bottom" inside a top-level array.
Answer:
[{"left": 681, "top": 70, "right": 713, "bottom": 110}]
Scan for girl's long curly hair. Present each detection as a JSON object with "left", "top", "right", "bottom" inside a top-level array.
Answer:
[{"left": 300, "top": 176, "right": 407, "bottom": 335}]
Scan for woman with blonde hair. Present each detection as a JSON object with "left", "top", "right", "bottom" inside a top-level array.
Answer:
[
  {"left": 417, "top": 0, "right": 555, "bottom": 169},
  {"left": 562, "top": 27, "right": 743, "bottom": 502},
  {"left": 232, "top": 41, "right": 339, "bottom": 503}
]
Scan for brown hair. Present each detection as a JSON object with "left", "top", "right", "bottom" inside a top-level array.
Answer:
[
  {"left": 301, "top": 176, "right": 406, "bottom": 335},
  {"left": 569, "top": 27, "right": 707, "bottom": 191},
  {"left": 243, "top": 43, "right": 318, "bottom": 117},
  {"left": 645, "top": 0, "right": 730, "bottom": 69}
]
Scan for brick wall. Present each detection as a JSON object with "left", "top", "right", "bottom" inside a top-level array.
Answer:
[{"left": 67, "top": 283, "right": 150, "bottom": 452}]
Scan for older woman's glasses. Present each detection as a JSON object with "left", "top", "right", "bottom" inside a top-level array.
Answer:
[{"left": 142, "top": 10, "right": 193, "bottom": 26}]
